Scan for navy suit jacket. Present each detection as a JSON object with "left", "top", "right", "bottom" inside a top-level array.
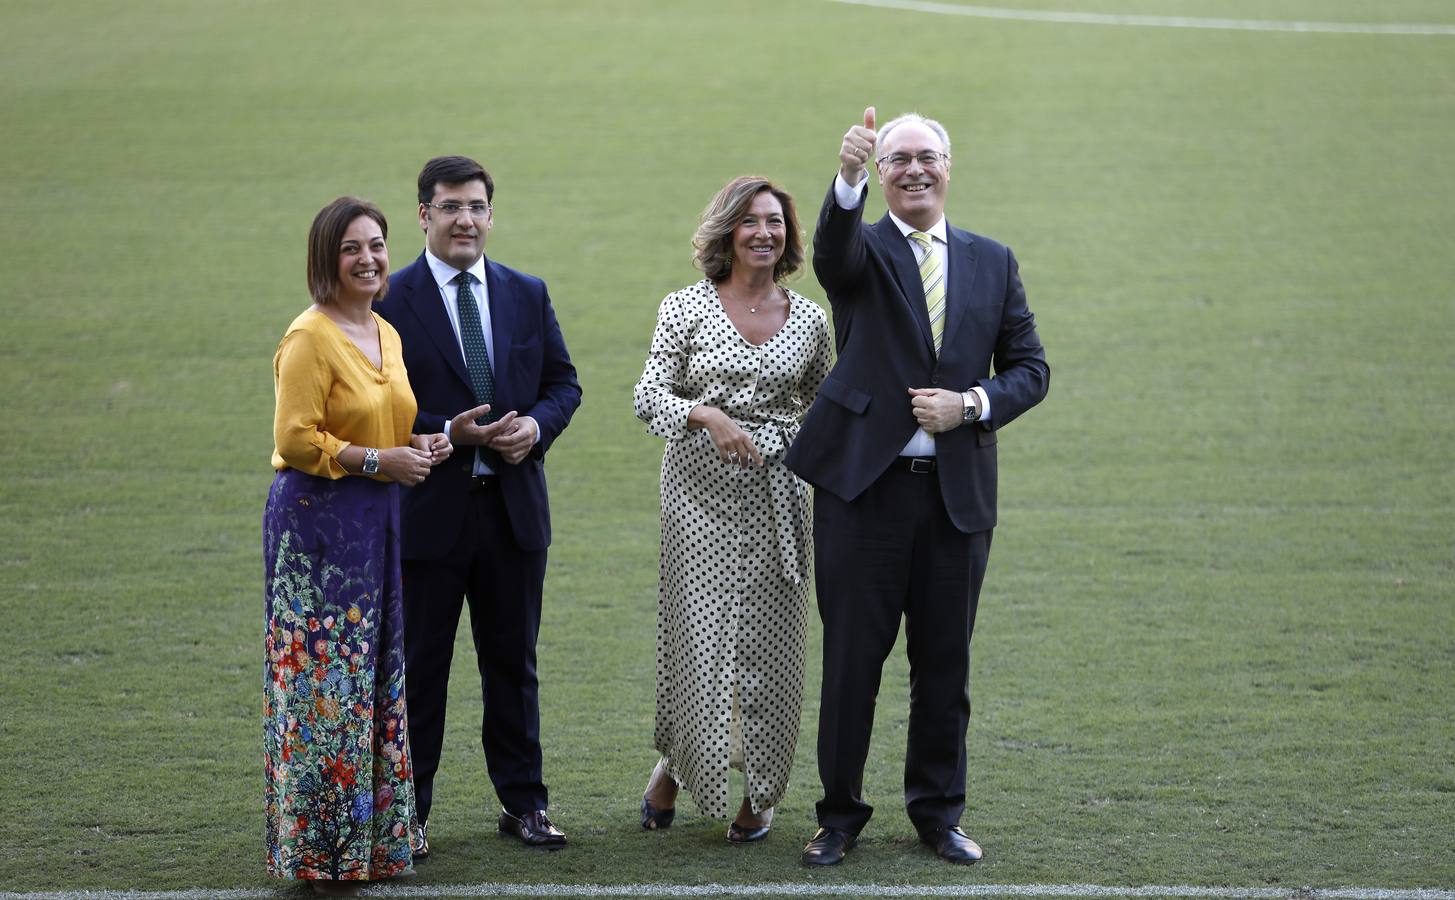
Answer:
[
  {"left": 785, "top": 181, "right": 1049, "bottom": 534},
  {"left": 375, "top": 253, "right": 581, "bottom": 556}
]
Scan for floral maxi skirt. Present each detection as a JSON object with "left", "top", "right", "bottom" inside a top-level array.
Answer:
[{"left": 262, "top": 468, "right": 417, "bottom": 882}]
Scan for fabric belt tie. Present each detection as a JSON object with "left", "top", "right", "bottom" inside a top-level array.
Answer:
[{"left": 748, "top": 420, "right": 810, "bottom": 585}]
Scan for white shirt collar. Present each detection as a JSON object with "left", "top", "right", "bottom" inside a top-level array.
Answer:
[
  {"left": 887, "top": 211, "right": 947, "bottom": 245},
  {"left": 424, "top": 248, "right": 487, "bottom": 291}
]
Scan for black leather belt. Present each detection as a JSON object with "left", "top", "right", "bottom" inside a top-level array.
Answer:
[
  {"left": 892, "top": 456, "right": 936, "bottom": 474},
  {"left": 469, "top": 474, "right": 498, "bottom": 491}
]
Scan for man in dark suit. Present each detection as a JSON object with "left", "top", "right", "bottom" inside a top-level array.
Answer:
[
  {"left": 374, "top": 156, "right": 581, "bottom": 854},
  {"left": 786, "top": 109, "right": 1049, "bottom": 866}
]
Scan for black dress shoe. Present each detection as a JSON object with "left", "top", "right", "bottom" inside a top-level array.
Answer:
[
  {"left": 921, "top": 825, "right": 982, "bottom": 864},
  {"left": 498, "top": 809, "right": 567, "bottom": 849},
  {"left": 800, "top": 826, "right": 856, "bottom": 866},
  {"left": 641, "top": 796, "right": 675, "bottom": 830},
  {"left": 410, "top": 821, "right": 429, "bottom": 860}
]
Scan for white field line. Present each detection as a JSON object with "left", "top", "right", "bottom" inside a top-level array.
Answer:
[
  {"left": 2, "top": 883, "right": 1454, "bottom": 899},
  {"left": 826, "top": 0, "right": 1455, "bottom": 35}
]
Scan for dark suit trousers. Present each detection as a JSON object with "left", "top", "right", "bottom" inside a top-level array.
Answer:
[
  {"left": 813, "top": 464, "right": 991, "bottom": 835},
  {"left": 401, "top": 481, "right": 548, "bottom": 822}
]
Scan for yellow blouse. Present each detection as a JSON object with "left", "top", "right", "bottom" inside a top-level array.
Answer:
[{"left": 270, "top": 309, "right": 417, "bottom": 479}]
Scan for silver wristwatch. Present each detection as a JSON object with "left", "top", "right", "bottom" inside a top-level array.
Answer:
[
  {"left": 961, "top": 391, "right": 979, "bottom": 424},
  {"left": 362, "top": 447, "right": 380, "bottom": 474}
]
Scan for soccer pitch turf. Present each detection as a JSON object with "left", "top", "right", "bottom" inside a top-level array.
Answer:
[{"left": 1, "top": 0, "right": 1451, "bottom": 894}]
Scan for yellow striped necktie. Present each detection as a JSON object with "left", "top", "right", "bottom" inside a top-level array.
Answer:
[{"left": 908, "top": 231, "right": 945, "bottom": 353}]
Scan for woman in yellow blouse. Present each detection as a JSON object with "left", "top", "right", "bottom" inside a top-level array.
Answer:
[{"left": 263, "top": 197, "right": 451, "bottom": 896}]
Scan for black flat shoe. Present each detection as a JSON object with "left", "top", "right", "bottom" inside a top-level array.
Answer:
[
  {"left": 641, "top": 795, "right": 676, "bottom": 830},
  {"left": 410, "top": 821, "right": 429, "bottom": 861},
  {"left": 727, "top": 820, "right": 770, "bottom": 843},
  {"left": 727, "top": 803, "right": 773, "bottom": 843},
  {"left": 801, "top": 826, "right": 856, "bottom": 866}
]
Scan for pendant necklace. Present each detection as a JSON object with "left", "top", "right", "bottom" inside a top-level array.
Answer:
[{"left": 725, "top": 283, "right": 773, "bottom": 313}]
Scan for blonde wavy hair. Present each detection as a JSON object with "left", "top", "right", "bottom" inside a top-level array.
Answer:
[{"left": 692, "top": 176, "right": 804, "bottom": 282}]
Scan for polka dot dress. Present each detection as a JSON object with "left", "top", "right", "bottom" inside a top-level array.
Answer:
[{"left": 633, "top": 279, "right": 832, "bottom": 818}]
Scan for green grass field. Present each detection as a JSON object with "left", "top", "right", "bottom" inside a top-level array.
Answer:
[{"left": 1, "top": 0, "right": 1452, "bottom": 895}]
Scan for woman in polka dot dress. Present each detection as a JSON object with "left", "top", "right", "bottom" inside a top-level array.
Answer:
[{"left": 633, "top": 176, "right": 832, "bottom": 842}]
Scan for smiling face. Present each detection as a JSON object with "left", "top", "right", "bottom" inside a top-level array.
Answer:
[
  {"left": 420, "top": 178, "right": 491, "bottom": 270},
  {"left": 876, "top": 120, "right": 951, "bottom": 231},
  {"left": 730, "top": 189, "right": 787, "bottom": 276},
  {"left": 337, "top": 215, "right": 389, "bottom": 302}
]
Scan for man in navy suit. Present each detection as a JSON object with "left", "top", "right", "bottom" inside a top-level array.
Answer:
[
  {"left": 375, "top": 156, "right": 581, "bottom": 853},
  {"left": 786, "top": 109, "right": 1049, "bottom": 867}
]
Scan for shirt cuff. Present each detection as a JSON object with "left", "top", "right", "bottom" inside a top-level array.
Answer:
[
  {"left": 834, "top": 171, "right": 868, "bottom": 209},
  {"left": 971, "top": 386, "right": 991, "bottom": 423}
]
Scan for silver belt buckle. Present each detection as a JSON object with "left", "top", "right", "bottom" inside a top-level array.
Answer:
[{"left": 910, "top": 457, "right": 933, "bottom": 474}]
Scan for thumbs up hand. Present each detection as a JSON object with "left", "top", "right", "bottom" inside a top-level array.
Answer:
[{"left": 839, "top": 106, "right": 877, "bottom": 186}]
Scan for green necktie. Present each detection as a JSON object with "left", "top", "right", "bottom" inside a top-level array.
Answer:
[
  {"left": 453, "top": 272, "right": 495, "bottom": 424},
  {"left": 909, "top": 231, "right": 945, "bottom": 353}
]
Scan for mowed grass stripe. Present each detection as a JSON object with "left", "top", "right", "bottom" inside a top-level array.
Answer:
[
  {"left": 2, "top": 885, "right": 1453, "bottom": 900},
  {"left": 828, "top": 0, "right": 1455, "bottom": 34}
]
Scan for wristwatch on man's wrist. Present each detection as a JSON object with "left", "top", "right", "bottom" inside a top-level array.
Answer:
[
  {"left": 362, "top": 447, "right": 380, "bottom": 475},
  {"left": 961, "top": 391, "right": 979, "bottom": 424}
]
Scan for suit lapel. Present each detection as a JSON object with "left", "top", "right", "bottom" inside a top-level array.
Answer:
[
  {"left": 403, "top": 253, "right": 471, "bottom": 389},
  {"left": 875, "top": 215, "right": 935, "bottom": 355},
  {"left": 941, "top": 225, "right": 978, "bottom": 353},
  {"left": 483, "top": 258, "right": 513, "bottom": 397}
]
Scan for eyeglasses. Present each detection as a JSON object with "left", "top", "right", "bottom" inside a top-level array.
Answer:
[
  {"left": 425, "top": 201, "right": 491, "bottom": 219},
  {"left": 876, "top": 151, "right": 950, "bottom": 170}
]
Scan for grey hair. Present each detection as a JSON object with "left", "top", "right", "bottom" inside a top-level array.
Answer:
[{"left": 878, "top": 112, "right": 952, "bottom": 158}]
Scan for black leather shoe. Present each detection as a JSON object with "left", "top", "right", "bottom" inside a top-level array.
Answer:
[
  {"left": 410, "top": 821, "right": 429, "bottom": 860},
  {"left": 498, "top": 809, "right": 567, "bottom": 849},
  {"left": 921, "top": 825, "right": 982, "bottom": 864},
  {"left": 800, "top": 826, "right": 856, "bottom": 866},
  {"left": 641, "top": 796, "right": 675, "bottom": 830}
]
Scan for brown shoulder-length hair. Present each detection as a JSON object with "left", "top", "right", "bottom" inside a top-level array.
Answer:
[
  {"left": 306, "top": 197, "right": 389, "bottom": 305},
  {"left": 692, "top": 176, "right": 803, "bottom": 283}
]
